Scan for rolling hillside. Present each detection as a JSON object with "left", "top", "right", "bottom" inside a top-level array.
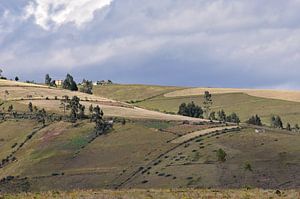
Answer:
[
  {"left": 0, "top": 80, "right": 300, "bottom": 195},
  {"left": 93, "top": 84, "right": 300, "bottom": 125}
]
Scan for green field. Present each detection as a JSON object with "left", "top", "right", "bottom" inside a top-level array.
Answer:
[{"left": 135, "top": 92, "right": 300, "bottom": 126}]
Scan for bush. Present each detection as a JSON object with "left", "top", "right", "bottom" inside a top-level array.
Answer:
[{"left": 216, "top": 148, "right": 227, "bottom": 162}]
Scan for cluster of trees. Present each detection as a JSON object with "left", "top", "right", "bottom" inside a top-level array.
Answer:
[
  {"left": 45, "top": 74, "right": 57, "bottom": 87},
  {"left": 247, "top": 115, "right": 262, "bottom": 126},
  {"left": 216, "top": 110, "right": 240, "bottom": 124},
  {"left": 62, "top": 74, "right": 78, "bottom": 91},
  {"left": 178, "top": 102, "right": 203, "bottom": 118},
  {"left": 177, "top": 91, "right": 240, "bottom": 124},
  {"left": 80, "top": 79, "right": 93, "bottom": 94}
]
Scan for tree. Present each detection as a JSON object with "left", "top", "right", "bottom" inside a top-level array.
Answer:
[
  {"left": 67, "top": 96, "right": 80, "bottom": 123},
  {"left": 216, "top": 148, "right": 227, "bottom": 162},
  {"left": 78, "top": 104, "right": 85, "bottom": 119},
  {"left": 28, "top": 102, "right": 33, "bottom": 113},
  {"left": 62, "top": 74, "right": 78, "bottom": 91},
  {"left": 247, "top": 115, "right": 262, "bottom": 126},
  {"left": 203, "top": 91, "right": 213, "bottom": 118},
  {"left": 217, "top": 110, "right": 226, "bottom": 122},
  {"left": 8, "top": 105, "right": 13, "bottom": 113},
  {"left": 89, "top": 104, "right": 93, "bottom": 114},
  {"left": 80, "top": 79, "right": 93, "bottom": 94},
  {"left": 45, "top": 74, "right": 52, "bottom": 85},
  {"left": 178, "top": 103, "right": 187, "bottom": 116},
  {"left": 209, "top": 111, "right": 216, "bottom": 120},
  {"left": 60, "top": 95, "right": 69, "bottom": 116},
  {"left": 15, "top": 76, "right": 19, "bottom": 81},
  {"left": 178, "top": 102, "right": 203, "bottom": 118},
  {"left": 0, "top": 69, "right": 2, "bottom": 77},
  {"left": 92, "top": 105, "right": 105, "bottom": 134},
  {"left": 89, "top": 104, "right": 93, "bottom": 121},
  {"left": 36, "top": 108, "right": 46, "bottom": 126},
  {"left": 286, "top": 123, "right": 291, "bottom": 131},
  {"left": 295, "top": 124, "right": 300, "bottom": 131}
]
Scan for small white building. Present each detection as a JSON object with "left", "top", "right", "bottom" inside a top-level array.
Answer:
[{"left": 55, "top": 80, "right": 63, "bottom": 86}]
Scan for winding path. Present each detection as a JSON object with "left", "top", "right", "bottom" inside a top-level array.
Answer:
[{"left": 171, "top": 126, "right": 239, "bottom": 144}]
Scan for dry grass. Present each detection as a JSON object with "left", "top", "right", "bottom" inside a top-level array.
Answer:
[
  {"left": 2, "top": 189, "right": 299, "bottom": 199},
  {"left": 165, "top": 87, "right": 300, "bottom": 103}
]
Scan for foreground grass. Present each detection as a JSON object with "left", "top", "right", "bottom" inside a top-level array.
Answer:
[{"left": 2, "top": 189, "right": 299, "bottom": 199}]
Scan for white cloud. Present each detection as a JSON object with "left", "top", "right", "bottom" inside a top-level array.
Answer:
[
  {"left": 24, "top": 0, "right": 113, "bottom": 30},
  {"left": 2, "top": 0, "right": 300, "bottom": 87}
]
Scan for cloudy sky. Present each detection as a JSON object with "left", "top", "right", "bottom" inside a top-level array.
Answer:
[{"left": 1, "top": 0, "right": 300, "bottom": 88}]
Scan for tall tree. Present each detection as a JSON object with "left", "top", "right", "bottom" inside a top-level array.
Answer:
[
  {"left": 203, "top": 91, "right": 213, "bottom": 118},
  {"left": 45, "top": 74, "right": 52, "bottom": 85},
  {"left": 60, "top": 95, "right": 69, "bottom": 116},
  {"left": 63, "top": 74, "right": 78, "bottom": 91},
  {"left": 92, "top": 105, "right": 105, "bottom": 134},
  {"left": 67, "top": 96, "right": 80, "bottom": 123},
  {"left": 15, "top": 76, "right": 19, "bottom": 81},
  {"left": 28, "top": 102, "right": 33, "bottom": 113}
]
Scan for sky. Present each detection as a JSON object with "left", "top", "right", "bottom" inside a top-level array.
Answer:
[{"left": 1, "top": 0, "right": 300, "bottom": 89}]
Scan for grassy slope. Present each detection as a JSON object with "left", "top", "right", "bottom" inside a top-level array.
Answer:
[
  {"left": 93, "top": 84, "right": 183, "bottom": 102},
  {"left": 136, "top": 93, "right": 300, "bottom": 125},
  {"left": 0, "top": 121, "right": 38, "bottom": 161},
  {"left": 0, "top": 120, "right": 177, "bottom": 191},
  {"left": 0, "top": 120, "right": 299, "bottom": 192},
  {"left": 126, "top": 128, "right": 300, "bottom": 189}
]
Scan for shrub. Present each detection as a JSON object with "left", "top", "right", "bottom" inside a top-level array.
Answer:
[{"left": 216, "top": 148, "right": 227, "bottom": 162}]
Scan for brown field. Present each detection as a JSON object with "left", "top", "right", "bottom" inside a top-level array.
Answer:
[{"left": 165, "top": 87, "right": 300, "bottom": 103}]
